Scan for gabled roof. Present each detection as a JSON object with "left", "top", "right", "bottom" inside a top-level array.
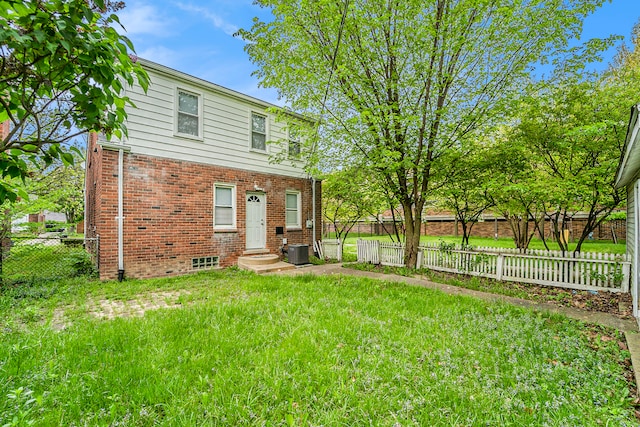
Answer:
[
  {"left": 138, "top": 58, "right": 313, "bottom": 124},
  {"left": 615, "top": 104, "right": 640, "bottom": 188}
]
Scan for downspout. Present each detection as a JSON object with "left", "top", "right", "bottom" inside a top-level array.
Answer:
[
  {"left": 312, "top": 176, "right": 316, "bottom": 245},
  {"left": 97, "top": 140, "right": 131, "bottom": 280},
  {"left": 117, "top": 145, "right": 125, "bottom": 281}
]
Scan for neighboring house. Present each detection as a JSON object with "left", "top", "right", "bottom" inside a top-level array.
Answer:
[
  {"left": 615, "top": 103, "right": 640, "bottom": 324},
  {"left": 12, "top": 211, "right": 67, "bottom": 232},
  {"left": 85, "top": 59, "right": 321, "bottom": 280}
]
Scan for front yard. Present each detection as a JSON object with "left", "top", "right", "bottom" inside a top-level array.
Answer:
[{"left": 0, "top": 269, "right": 637, "bottom": 425}]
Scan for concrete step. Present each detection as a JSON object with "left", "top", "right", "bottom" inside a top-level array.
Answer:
[
  {"left": 237, "top": 254, "right": 279, "bottom": 266},
  {"left": 239, "top": 261, "right": 296, "bottom": 274},
  {"left": 238, "top": 254, "right": 296, "bottom": 273}
]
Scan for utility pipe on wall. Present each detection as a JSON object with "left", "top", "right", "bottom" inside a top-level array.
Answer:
[
  {"left": 312, "top": 176, "right": 316, "bottom": 245},
  {"left": 117, "top": 145, "right": 125, "bottom": 281}
]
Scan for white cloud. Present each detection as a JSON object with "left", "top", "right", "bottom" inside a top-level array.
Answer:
[
  {"left": 117, "top": 4, "right": 174, "bottom": 36},
  {"left": 136, "top": 46, "right": 181, "bottom": 68},
  {"left": 175, "top": 3, "right": 238, "bottom": 36}
]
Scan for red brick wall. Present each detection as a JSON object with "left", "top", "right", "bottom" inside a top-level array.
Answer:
[
  {"left": 0, "top": 120, "right": 9, "bottom": 140},
  {"left": 326, "top": 217, "right": 626, "bottom": 243},
  {"left": 89, "top": 150, "right": 321, "bottom": 280}
]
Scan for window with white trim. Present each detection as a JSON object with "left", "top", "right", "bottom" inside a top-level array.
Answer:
[
  {"left": 251, "top": 112, "right": 267, "bottom": 151},
  {"left": 285, "top": 191, "right": 301, "bottom": 228},
  {"left": 176, "top": 89, "right": 202, "bottom": 138},
  {"left": 214, "top": 184, "right": 236, "bottom": 229},
  {"left": 288, "top": 126, "right": 301, "bottom": 158}
]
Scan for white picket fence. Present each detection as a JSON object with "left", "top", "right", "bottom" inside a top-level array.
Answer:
[
  {"left": 357, "top": 240, "right": 630, "bottom": 293},
  {"left": 316, "top": 239, "right": 342, "bottom": 261}
]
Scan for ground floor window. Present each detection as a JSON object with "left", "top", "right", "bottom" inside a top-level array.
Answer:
[{"left": 286, "top": 191, "right": 301, "bottom": 228}]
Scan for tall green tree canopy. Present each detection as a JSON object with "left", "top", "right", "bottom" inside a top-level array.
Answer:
[
  {"left": 487, "top": 20, "right": 639, "bottom": 253},
  {"left": 0, "top": 0, "right": 148, "bottom": 203},
  {"left": 239, "top": 0, "right": 609, "bottom": 266},
  {"left": 322, "top": 167, "right": 389, "bottom": 244}
]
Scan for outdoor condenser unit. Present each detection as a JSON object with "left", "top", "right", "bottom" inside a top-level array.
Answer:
[{"left": 288, "top": 244, "right": 309, "bottom": 265}]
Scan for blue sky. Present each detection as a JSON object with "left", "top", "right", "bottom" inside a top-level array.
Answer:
[{"left": 116, "top": 0, "right": 640, "bottom": 106}]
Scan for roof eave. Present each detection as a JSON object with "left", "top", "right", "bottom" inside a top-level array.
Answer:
[{"left": 615, "top": 104, "right": 640, "bottom": 189}]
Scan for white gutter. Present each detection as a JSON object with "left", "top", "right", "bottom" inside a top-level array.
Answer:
[
  {"left": 615, "top": 105, "right": 640, "bottom": 188},
  {"left": 312, "top": 176, "right": 316, "bottom": 245},
  {"left": 117, "top": 145, "right": 125, "bottom": 281}
]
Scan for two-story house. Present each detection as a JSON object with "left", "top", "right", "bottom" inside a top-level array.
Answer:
[{"left": 85, "top": 59, "right": 321, "bottom": 280}]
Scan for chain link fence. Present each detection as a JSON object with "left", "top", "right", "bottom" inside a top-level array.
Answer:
[{"left": 0, "top": 236, "right": 99, "bottom": 286}]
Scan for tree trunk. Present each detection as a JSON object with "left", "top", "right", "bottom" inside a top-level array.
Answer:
[{"left": 403, "top": 202, "right": 422, "bottom": 269}]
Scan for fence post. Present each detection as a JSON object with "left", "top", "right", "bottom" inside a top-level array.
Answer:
[
  {"left": 496, "top": 253, "right": 504, "bottom": 281},
  {"left": 622, "top": 262, "right": 631, "bottom": 293},
  {"left": 417, "top": 248, "right": 422, "bottom": 269}
]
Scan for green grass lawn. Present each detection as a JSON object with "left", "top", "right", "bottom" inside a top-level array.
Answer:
[
  {"left": 332, "top": 233, "right": 627, "bottom": 258},
  {"left": 0, "top": 269, "right": 636, "bottom": 426}
]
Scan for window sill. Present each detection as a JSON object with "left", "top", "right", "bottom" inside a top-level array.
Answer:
[
  {"left": 249, "top": 148, "right": 268, "bottom": 154},
  {"left": 214, "top": 228, "right": 237, "bottom": 233},
  {"left": 286, "top": 227, "right": 302, "bottom": 232},
  {"left": 174, "top": 132, "right": 204, "bottom": 142}
]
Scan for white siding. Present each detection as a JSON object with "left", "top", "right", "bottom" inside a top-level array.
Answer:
[
  {"left": 630, "top": 182, "right": 639, "bottom": 319},
  {"left": 123, "top": 63, "right": 307, "bottom": 179}
]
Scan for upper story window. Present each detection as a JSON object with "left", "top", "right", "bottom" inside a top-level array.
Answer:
[
  {"left": 251, "top": 112, "right": 267, "bottom": 151},
  {"left": 285, "top": 190, "right": 301, "bottom": 229},
  {"left": 214, "top": 184, "right": 236, "bottom": 229},
  {"left": 288, "top": 126, "right": 301, "bottom": 158},
  {"left": 176, "top": 89, "right": 202, "bottom": 139}
]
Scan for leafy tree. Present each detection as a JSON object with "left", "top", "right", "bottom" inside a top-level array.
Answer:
[
  {"left": 436, "top": 140, "right": 495, "bottom": 246},
  {"left": 516, "top": 79, "right": 627, "bottom": 252},
  {"left": 17, "top": 147, "right": 86, "bottom": 224},
  {"left": 0, "top": 0, "right": 148, "bottom": 203},
  {"left": 322, "top": 167, "right": 388, "bottom": 244},
  {"left": 509, "top": 21, "right": 639, "bottom": 253},
  {"left": 487, "top": 132, "right": 548, "bottom": 251},
  {"left": 239, "top": 0, "right": 609, "bottom": 267}
]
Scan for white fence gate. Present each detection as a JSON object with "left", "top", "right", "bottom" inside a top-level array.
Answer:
[
  {"left": 316, "top": 239, "right": 342, "bottom": 262},
  {"left": 357, "top": 240, "right": 630, "bottom": 293}
]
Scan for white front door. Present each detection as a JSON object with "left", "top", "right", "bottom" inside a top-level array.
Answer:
[{"left": 246, "top": 193, "right": 266, "bottom": 249}]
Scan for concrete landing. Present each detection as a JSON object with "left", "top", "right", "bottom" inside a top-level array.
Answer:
[{"left": 237, "top": 254, "right": 295, "bottom": 274}]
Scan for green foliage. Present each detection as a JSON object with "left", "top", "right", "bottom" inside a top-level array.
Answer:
[
  {"left": 19, "top": 222, "right": 43, "bottom": 236},
  {"left": 486, "top": 20, "right": 639, "bottom": 253},
  {"left": 13, "top": 148, "right": 86, "bottom": 224},
  {"left": 322, "top": 167, "right": 390, "bottom": 244},
  {"left": 436, "top": 138, "right": 502, "bottom": 244},
  {"left": 0, "top": 0, "right": 149, "bottom": 203},
  {"left": 238, "top": 0, "right": 609, "bottom": 268},
  {"left": 1, "top": 239, "right": 96, "bottom": 286},
  {"left": 606, "top": 211, "right": 627, "bottom": 221},
  {"left": 68, "top": 251, "right": 98, "bottom": 277},
  {"left": 1, "top": 387, "right": 37, "bottom": 427},
  {"left": 511, "top": 76, "right": 627, "bottom": 252}
]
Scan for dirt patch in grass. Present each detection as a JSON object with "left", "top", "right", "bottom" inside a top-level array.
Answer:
[
  {"left": 454, "top": 274, "right": 635, "bottom": 319},
  {"left": 52, "top": 290, "right": 191, "bottom": 330}
]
